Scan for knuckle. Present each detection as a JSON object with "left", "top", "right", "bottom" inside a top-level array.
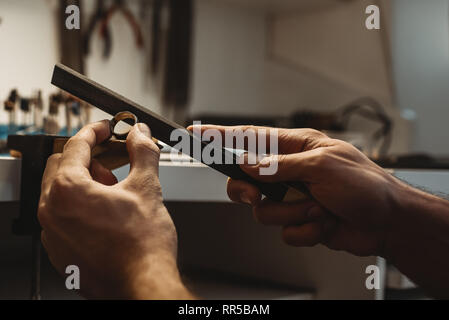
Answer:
[
  {"left": 123, "top": 193, "right": 142, "bottom": 214},
  {"left": 276, "top": 154, "right": 288, "bottom": 166},
  {"left": 310, "top": 148, "right": 332, "bottom": 168},
  {"left": 291, "top": 129, "right": 329, "bottom": 151},
  {"left": 241, "top": 125, "right": 256, "bottom": 132},
  {"left": 336, "top": 139, "right": 361, "bottom": 155},
  {"left": 37, "top": 203, "right": 49, "bottom": 227},
  {"left": 63, "top": 137, "right": 81, "bottom": 151},
  {"left": 49, "top": 174, "right": 77, "bottom": 201},
  {"left": 47, "top": 153, "right": 62, "bottom": 164},
  {"left": 307, "top": 129, "right": 326, "bottom": 137},
  {"left": 78, "top": 125, "right": 97, "bottom": 140},
  {"left": 133, "top": 138, "right": 161, "bottom": 158},
  {"left": 297, "top": 128, "right": 327, "bottom": 139},
  {"left": 275, "top": 154, "right": 288, "bottom": 174},
  {"left": 330, "top": 138, "right": 351, "bottom": 149}
]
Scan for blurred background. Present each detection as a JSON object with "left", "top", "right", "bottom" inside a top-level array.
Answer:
[
  {"left": 1, "top": 0, "right": 449, "bottom": 300},
  {"left": 2, "top": 0, "right": 449, "bottom": 159}
]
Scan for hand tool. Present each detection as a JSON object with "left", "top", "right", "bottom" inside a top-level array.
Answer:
[
  {"left": 44, "top": 93, "right": 63, "bottom": 135},
  {"left": 20, "top": 98, "right": 31, "bottom": 129},
  {"left": 33, "top": 90, "right": 44, "bottom": 130},
  {"left": 4, "top": 89, "right": 18, "bottom": 134},
  {"left": 99, "top": 0, "right": 144, "bottom": 59},
  {"left": 83, "top": 0, "right": 111, "bottom": 59},
  {"left": 51, "top": 63, "right": 310, "bottom": 202}
]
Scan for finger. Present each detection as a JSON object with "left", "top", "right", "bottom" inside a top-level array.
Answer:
[
  {"left": 90, "top": 159, "right": 118, "bottom": 186},
  {"left": 187, "top": 124, "right": 328, "bottom": 154},
  {"left": 122, "top": 123, "right": 161, "bottom": 194},
  {"left": 254, "top": 200, "right": 326, "bottom": 226},
  {"left": 187, "top": 124, "right": 288, "bottom": 153},
  {"left": 226, "top": 178, "right": 261, "bottom": 206},
  {"left": 282, "top": 222, "right": 324, "bottom": 247},
  {"left": 239, "top": 148, "right": 326, "bottom": 183},
  {"left": 59, "top": 120, "right": 111, "bottom": 177},
  {"left": 41, "top": 153, "right": 62, "bottom": 195}
]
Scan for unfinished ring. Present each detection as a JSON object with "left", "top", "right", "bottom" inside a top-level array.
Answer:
[{"left": 109, "top": 111, "right": 138, "bottom": 140}]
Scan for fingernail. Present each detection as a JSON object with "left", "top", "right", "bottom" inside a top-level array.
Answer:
[
  {"left": 308, "top": 206, "right": 324, "bottom": 220},
  {"left": 240, "top": 192, "right": 252, "bottom": 205},
  {"left": 256, "top": 155, "right": 277, "bottom": 168},
  {"left": 240, "top": 153, "right": 273, "bottom": 167},
  {"left": 152, "top": 138, "right": 163, "bottom": 150},
  {"left": 137, "top": 123, "right": 151, "bottom": 138},
  {"left": 258, "top": 156, "right": 273, "bottom": 168}
]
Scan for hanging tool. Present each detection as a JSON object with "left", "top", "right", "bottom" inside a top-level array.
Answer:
[
  {"left": 44, "top": 93, "right": 64, "bottom": 135},
  {"left": 20, "top": 98, "right": 32, "bottom": 130},
  {"left": 150, "top": 0, "right": 163, "bottom": 75},
  {"left": 65, "top": 96, "right": 79, "bottom": 136},
  {"left": 99, "top": 0, "right": 144, "bottom": 59},
  {"left": 33, "top": 90, "right": 44, "bottom": 131},
  {"left": 4, "top": 89, "right": 19, "bottom": 134},
  {"left": 83, "top": 0, "right": 112, "bottom": 59},
  {"left": 147, "top": 0, "right": 192, "bottom": 124}
]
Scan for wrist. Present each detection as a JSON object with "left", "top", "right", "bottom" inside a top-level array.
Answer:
[
  {"left": 383, "top": 180, "right": 449, "bottom": 262},
  {"left": 126, "top": 252, "right": 192, "bottom": 300}
]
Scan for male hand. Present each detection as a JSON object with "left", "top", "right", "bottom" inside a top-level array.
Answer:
[
  {"left": 38, "top": 121, "right": 191, "bottom": 299},
  {"left": 190, "top": 125, "right": 409, "bottom": 257}
]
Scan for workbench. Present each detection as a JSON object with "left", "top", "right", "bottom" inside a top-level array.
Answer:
[
  {"left": 0, "top": 154, "right": 230, "bottom": 203},
  {"left": 1, "top": 155, "right": 447, "bottom": 299},
  {"left": 2, "top": 154, "right": 449, "bottom": 202}
]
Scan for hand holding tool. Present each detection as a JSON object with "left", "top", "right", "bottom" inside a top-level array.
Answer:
[{"left": 51, "top": 64, "right": 310, "bottom": 202}]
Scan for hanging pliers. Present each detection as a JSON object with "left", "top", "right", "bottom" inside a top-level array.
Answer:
[
  {"left": 99, "top": 0, "right": 144, "bottom": 58},
  {"left": 83, "top": 0, "right": 112, "bottom": 59}
]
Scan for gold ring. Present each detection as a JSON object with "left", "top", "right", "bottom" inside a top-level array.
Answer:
[{"left": 109, "top": 111, "right": 138, "bottom": 140}]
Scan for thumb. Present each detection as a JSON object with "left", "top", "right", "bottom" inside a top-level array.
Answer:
[
  {"left": 239, "top": 149, "right": 321, "bottom": 183},
  {"left": 123, "top": 123, "right": 161, "bottom": 193}
]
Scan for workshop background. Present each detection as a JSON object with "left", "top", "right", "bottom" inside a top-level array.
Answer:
[{"left": 1, "top": 0, "right": 449, "bottom": 300}]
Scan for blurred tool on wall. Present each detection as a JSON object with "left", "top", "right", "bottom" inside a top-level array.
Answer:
[
  {"left": 1, "top": 0, "right": 194, "bottom": 150},
  {"left": 80, "top": 0, "right": 193, "bottom": 124},
  {"left": 3, "top": 89, "right": 18, "bottom": 135},
  {"left": 150, "top": 0, "right": 193, "bottom": 124},
  {"left": 83, "top": 0, "right": 143, "bottom": 60},
  {"left": 2, "top": 89, "right": 45, "bottom": 134}
]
